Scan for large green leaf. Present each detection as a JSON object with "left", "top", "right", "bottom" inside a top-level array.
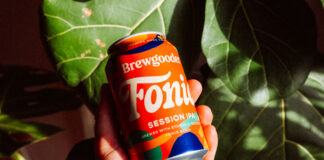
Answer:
[
  {"left": 199, "top": 68, "right": 324, "bottom": 159},
  {"left": 0, "top": 114, "right": 60, "bottom": 158},
  {"left": 202, "top": 0, "right": 317, "bottom": 104},
  {"left": 42, "top": 0, "right": 205, "bottom": 105}
]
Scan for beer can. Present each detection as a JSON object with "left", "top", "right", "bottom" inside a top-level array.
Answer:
[{"left": 106, "top": 31, "right": 208, "bottom": 160}]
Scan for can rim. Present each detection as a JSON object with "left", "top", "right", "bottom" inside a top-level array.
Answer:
[{"left": 108, "top": 31, "right": 165, "bottom": 55}]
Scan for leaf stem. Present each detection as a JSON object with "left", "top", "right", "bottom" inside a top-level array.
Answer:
[{"left": 281, "top": 99, "right": 286, "bottom": 160}]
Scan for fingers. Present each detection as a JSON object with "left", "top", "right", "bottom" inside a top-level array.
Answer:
[
  {"left": 95, "top": 80, "right": 216, "bottom": 160},
  {"left": 95, "top": 84, "right": 127, "bottom": 160},
  {"left": 196, "top": 105, "right": 213, "bottom": 125},
  {"left": 197, "top": 105, "right": 218, "bottom": 160},
  {"left": 188, "top": 79, "right": 202, "bottom": 103},
  {"left": 203, "top": 125, "right": 218, "bottom": 160}
]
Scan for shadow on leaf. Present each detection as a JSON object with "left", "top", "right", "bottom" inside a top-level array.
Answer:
[
  {"left": 204, "top": 0, "right": 317, "bottom": 103},
  {"left": 199, "top": 72, "right": 324, "bottom": 159}
]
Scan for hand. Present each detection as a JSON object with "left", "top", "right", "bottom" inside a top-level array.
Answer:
[{"left": 95, "top": 80, "right": 218, "bottom": 160}]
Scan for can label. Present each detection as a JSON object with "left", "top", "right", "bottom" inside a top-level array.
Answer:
[{"left": 107, "top": 32, "right": 208, "bottom": 160}]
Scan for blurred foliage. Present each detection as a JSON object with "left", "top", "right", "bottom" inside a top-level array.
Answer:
[{"left": 0, "top": 65, "right": 82, "bottom": 159}]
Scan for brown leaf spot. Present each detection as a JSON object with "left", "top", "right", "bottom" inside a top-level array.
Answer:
[
  {"left": 82, "top": 8, "right": 92, "bottom": 17},
  {"left": 95, "top": 39, "right": 106, "bottom": 48}
]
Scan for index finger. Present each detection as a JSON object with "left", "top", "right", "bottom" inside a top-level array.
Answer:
[
  {"left": 187, "top": 79, "right": 202, "bottom": 103},
  {"left": 95, "top": 84, "right": 127, "bottom": 160}
]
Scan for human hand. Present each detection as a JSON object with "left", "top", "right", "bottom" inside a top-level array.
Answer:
[{"left": 95, "top": 79, "right": 218, "bottom": 160}]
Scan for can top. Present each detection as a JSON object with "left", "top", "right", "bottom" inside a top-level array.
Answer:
[{"left": 108, "top": 31, "right": 165, "bottom": 56}]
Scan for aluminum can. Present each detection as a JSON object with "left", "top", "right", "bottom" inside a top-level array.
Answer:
[{"left": 106, "top": 31, "right": 208, "bottom": 160}]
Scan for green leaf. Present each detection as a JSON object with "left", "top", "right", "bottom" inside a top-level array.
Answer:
[
  {"left": 0, "top": 65, "right": 82, "bottom": 118},
  {"left": 0, "top": 114, "right": 60, "bottom": 158},
  {"left": 199, "top": 68, "right": 324, "bottom": 159},
  {"left": 201, "top": 0, "right": 317, "bottom": 104},
  {"left": 11, "top": 152, "right": 26, "bottom": 160},
  {"left": 42, "top": 0, "right": 205, "bottom": 106}
]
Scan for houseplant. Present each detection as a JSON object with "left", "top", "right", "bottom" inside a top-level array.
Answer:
[
  {"left": 2, "top": 0, "right": 323, "bottom": 159},
  {"left": 41, "top": 0, "right": 324, "bottom": 159},
  {"left": 0, "top": 66, "right": 82, "bottom": 159}
]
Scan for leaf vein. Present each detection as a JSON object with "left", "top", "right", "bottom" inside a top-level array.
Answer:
[
  {"left": 251, "top": 126, "right": 282, "bottom": 159},
  {"left": 127, "top": 0, "right": 165, "bottom": 35},
  {"left": 281, "top": 99, "right": 287, "bottom": 160},
  {"left": 216, "top": 96, "right": 238, "bottom": 128},
  {"left": 309, "top": 75, "right": 324, "bottom": 88},
  {"left": 246, "top": 48, "right": 259, "bottom": 99},
  {"left": 286, "top": 139, "right": 316, "bottom": 160},
  {"left": 240, "top": 0, "right": 260, "bottom": 48},
  {"left": 44, "top": 13, "right": 74, "bottom": 27},
  {"left": 47, "top": 24, "right": 131, "bottom": 40},
  {"left": 215, "top": 0, "right": 222, "bottom": 11},
  {"left": 240, "top": 0, "right": 269, "bottom": 91},
  {"left": 252, "top": 0, "right": 297, "bottom": 32},
  {"left": 57, "top": 56, "right": 102, "bottom": 68},
  {"left": 261, "top": 44, "right": 294, "bottom": 85},
  {"left": 204, "top": 82, "right": 225, "bottom": 101},
  {"left": 80, "top": 57, "right": 107, "bottom": 82},
  {"left": 267, "top": 143, "right": 283, "bottom": 159},
  {"left": 255, "top": 28, "right": 298, "bottom": 53},
  {"left": 119, "top": 6, "right": 145, "bottom": 16},
  {"left": 157, "top": 7, "right": 166, "bottom": 35},
  {"left": 206, "top": 14, "right": 216, "bottom": 34},
  {"left": 297, "top": 91, "right": 324, "bottom": 121},
  {"left": 225, "top": 4, "right": 241, "bottom": 89},
  {"left": 208, "top": 41, "right": 228, "bottom": 51},
  {"left": 226, "top": 102, "right": 270, "bottom": 157}
]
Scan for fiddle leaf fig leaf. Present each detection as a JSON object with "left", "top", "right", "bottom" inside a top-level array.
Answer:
[
  {"left": 199, "top": 68, "right": 324, "bottom": 160},
  {"left": 202, "top": 0, "right": 317, "bottom": 104},
  {"left": 42, "top": 0, "right": 205, "bottom": 105},
  {"left": 0, "top": 114, "right": 60, "bottom": 158}
]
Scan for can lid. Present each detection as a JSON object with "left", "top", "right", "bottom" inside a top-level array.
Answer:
[{"left": 108, "top": 31, "right": 165, "bottom": 56}]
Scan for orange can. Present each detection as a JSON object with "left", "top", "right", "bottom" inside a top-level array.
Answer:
[{"left": 106, "top": 32, "right": 208, "bottom": 160}]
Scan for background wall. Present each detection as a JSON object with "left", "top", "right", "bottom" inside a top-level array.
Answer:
[{"left": 0, "top": 0, "right": 323, "bottom": 160}]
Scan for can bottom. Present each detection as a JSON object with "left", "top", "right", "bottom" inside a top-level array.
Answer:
[{"left": 165, "top": 149, "right": 208, "bottom": 160}]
